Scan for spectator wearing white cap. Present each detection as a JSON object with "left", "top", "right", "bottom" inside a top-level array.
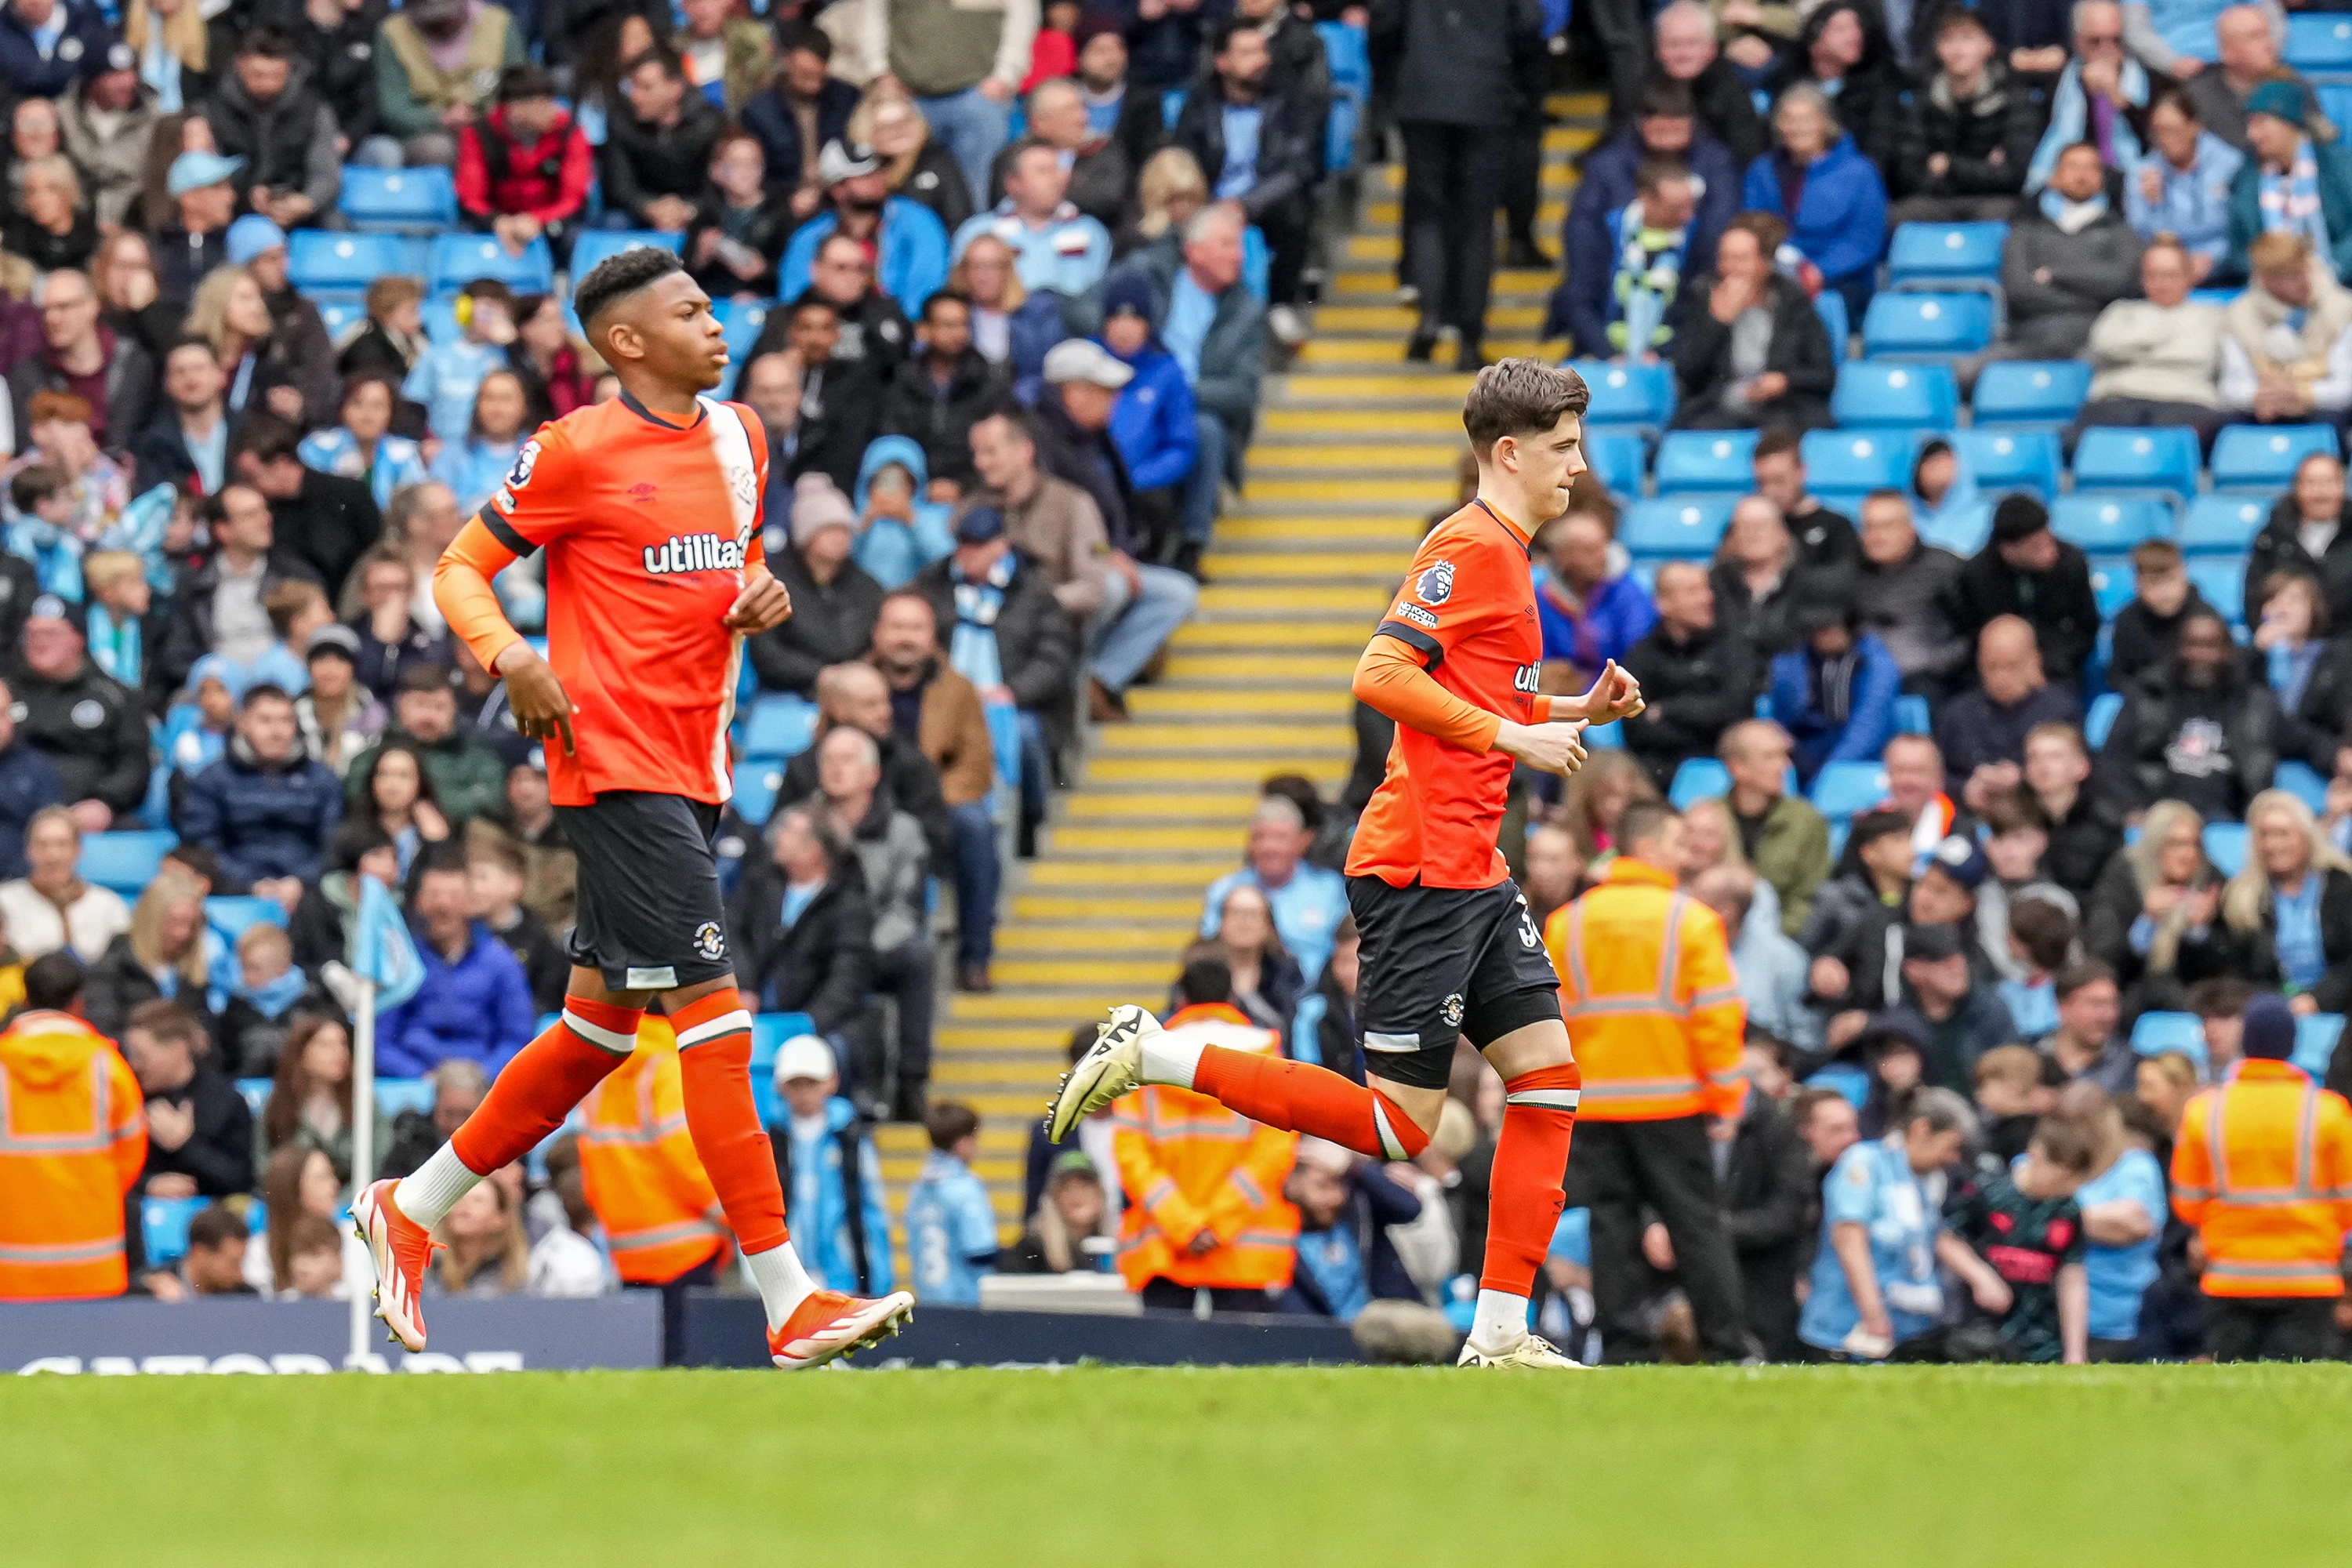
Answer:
[
  {"left": 951, "top": 136, "right": 1112, "bottom": 299},
  {"left": 764, "top": 1032, "right": 895, "bottom": 1293},
  {"left": 771, "top": 140, "right": 951, "bottom": 318},
  {"left": 152, "top": 147, "right": 240, "bottom": 309}
]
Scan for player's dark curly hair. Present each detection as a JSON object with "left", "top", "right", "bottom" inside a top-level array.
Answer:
[{"left": 572, "top": 245, "right": 688, "bottom": 336}]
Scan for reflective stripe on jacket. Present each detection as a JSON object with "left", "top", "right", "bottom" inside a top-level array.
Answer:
[
  {"left": 1545, "top": 857, "right": 1748, "bottom": 1122},
  {"left": 2172, "top": 1059, "right": 2352, "bottom": 1298},
  {"left": 0, "top": 1011, "right": 146, "bottom": 1300},
  {"left": 579, "top": 1019, "right": 727, "bottom": 1286}
]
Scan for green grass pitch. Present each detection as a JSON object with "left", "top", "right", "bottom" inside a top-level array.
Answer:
[{"left": 5, "top": 1364, "right": 2348, "bottom": 1565}]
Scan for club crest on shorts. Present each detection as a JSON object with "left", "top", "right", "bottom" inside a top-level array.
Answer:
[
  {"left": 1415, "top": 560, "right": 1455, "bottom": 605},
  {"left": 1520, "top": 915, "right": 1541, "bottom": 949},
  {"left": 693, "top": 921, "right": 726, "bottom": 961},
  {"left": 1442, "top": 993, "right": 1465, "bottom": 1028}
]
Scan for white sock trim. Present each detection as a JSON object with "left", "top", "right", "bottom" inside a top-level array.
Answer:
[
  {"left": 746, "top": 1240, "right": 818, "bottom": 1330},
  {"left": 1370, "top": 1099, "right": 1410, "bottom": 1160},
  {"left": 562, "top": 1007, "right": 641, "bottom": 1054},
  {"left": 1471, "top": 1288, "right": 1532, "bottom": 1352},
  {"left": 392, "top": 1143, "right": 484, "bottom": 1232},
  {"left": 1140, "top": 1030, "right": 1206, "bottom": 1091},
  {"left": 676, "top": 1009, "right": 753, "bottom": 1050},
  {"left": 1505, "top": 1087, "right": 1580, "bottom": 1111}
]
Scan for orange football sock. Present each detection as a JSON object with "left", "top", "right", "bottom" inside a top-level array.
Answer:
[
  {"left": 672, "top": 989, "right": 790, "bottom": 1256},
  {"left": 1479, "top": 1062, "right": 1582, "bottom": 1294},
  {"left": 448, "top": 996, "right": 642, "bottom": 1175},
  {"left": 1192, "top": 1046, "right": 1430, "bottom": 1160}
]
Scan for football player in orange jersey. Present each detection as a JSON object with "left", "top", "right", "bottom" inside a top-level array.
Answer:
[
  {"left": 354, "top": 249, "right": 915, "bottom": 1370},
  {"left": 1050, "top": 361, "right": 1641, "bottom": 1367}
]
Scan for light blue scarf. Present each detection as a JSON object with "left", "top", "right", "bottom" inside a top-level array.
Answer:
[
  {"left": 2027, "top": 57, "right": 2147, "bottom": 192},
  {"left": 948, "top": 553, "right": 1016, "bottom": 691}
]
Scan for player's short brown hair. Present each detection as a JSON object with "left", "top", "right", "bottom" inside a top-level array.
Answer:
[
  {"left": 926, "top": 1101, "right": 981, "bottom": 1152},
  {"left": 2029, "top": 1114, "right": 2100, "bottom": 1174},
  {"left": 1974, "top": 1043, "right": 2042, "bottom": 1093},
  {"left": 1461, "top": 358, "right": 1589, "bottom": 457},
  {"left": 127, "top": 999, "right": 207, "bottom": 1051},
  {"left": 1753, "top": 425, "right": 1804, "bottom": 463},
  {"left": 2129, "top": 537, "right": 2184, "bottom": 575}
]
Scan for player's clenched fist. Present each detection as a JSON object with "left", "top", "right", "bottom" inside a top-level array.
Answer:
[
  {"left": 1580, "top": 659, "right": 1646, "bottom": 724},
  {"left": 495, "top": 641, "right": 581, "bottom": 756},
  {"left": 724, "top": 571, "right": 793, "bottom": 634},
  {"left": 1493, "top": 718, "right": 1589, "bottom": 777}
]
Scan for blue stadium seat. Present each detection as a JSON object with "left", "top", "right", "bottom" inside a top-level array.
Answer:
[
  {"left": 713, "top": 298, "right": 770, "bottom": 397},
  {"left": 732, "top": 760, "right": 785, "bottom": 826},
  {"left": 422, "top": 292, "right": 463, "bottom": 347},
  {"left": 1317, "top": 20, "right": 1370, "bottom": 93},
  {"left": 1950, "top": 428, "right": 2061, "bottom": 499},
  {"left": 1973, "top": 359, "right": 2091, "bottom": 428},
  {"left": 205, "top": 895, "right": 288, "bottom": 946},
  {"left": 1918, "top": 498, "right": 1992, "bottom": 556},
  {"left": 2085, "top": 691, "right": 2124, "bottom": 747},
  {"left": 1652, "top": 430, "right": 1758, "bottom": 493},
  {"left": 2131, "top": 1010, "right": 2206, "bottom": 1066},
  {"left": 1584, "top": 720, "right": 1623, "bottom": 749},
  {"left": 2071, "top": 426, "right": 2201, "bottom": 499},
  {"left": 747, "top": 1011, "right": 818, "bottom": 1122},
  {"left": 1831, "top": 361, "right": 1957, "bottom": 429},
  {"left": 2288, "top": 12, "right": 2352, "bottom": 72},
  {"left": 1896, "top": 694, "right": 1931, "bottom": 735},
  {"left": 338, "top": 165, "right": 456, "bottom": 232},
  {"left": 1860, "top": 292, "right": 1994, "bottom": 358},
  {"left": 1588, "top": 430, "right": 1646, "bottom": 497},
  {"left": 2089, "top": 558, "right": 2137, "bottom": 619},
  {"left": 742, "top": 694, "right": 818, "bottom": 758},
  {"left": 2052, "top": 495, "right": 2169, "bottom": 552},
  {"left": 1668, "top": 757, "right": 1730, "bottom": 809},
  {"left": 1243, "top": 226, "right": 1269, "bottom": 300},
  {"left": 2277, "top": 759, "right": 2331, "bottom": 814},
  {"left": 2204, "top": 822, "right": 2249, "bottom": 877},
  {"left": 428, "top": 232, "right": 554, "bottom": 295},
  {"left": 317, "top": 298, "right": 364, "bottom": 340},
  {"left": 1809, "top": 760, "right": 1888, "bottom": 820},
  {"left": 2180, "top": 494, "right": 2269, "bottom": 554},
  {"left": 142, "top": 1196, "right": 206, "bottom": 1265},
  {"left": 1801, "top": 428, "right": 1915, "bottom": 504},
  {"left": 1886, "top": 221, "right": 2008, "bottom": 287},
  {"left": 2296, "top": 1014, "right": 2347, "bottom": 1079},
  {"left": 235, "top": 1077, "right": 272, "bottom": 1120},
  {"left": 1572, "top": 358, "right": 1675, "bottom": 431},
  {"left": 1816, "top": 290, "right": 1848, "bottom": 355},
  {"left": 80, "top": 829, "right": 176, "bottom": 897},
  {"left": 289, "top": 230, "right": 426, "bottom": 295},
  {"left": 985, "top": 702, "right": 1022, "bottom": 808},
  {"left": 1323, "top": 90, "right": 1360, "bottom": 172},
  {"left": 2209, "top": 423, "right": 2339, "bottom": 491},
  {"left": 2187, "top": 559, "right": 2245, "bottom": 624},
  {"left": 1161, "top": 86, "right": 1188, "bottom": 129},
  {"left": 374, "top": 1080, "right": 437, "bottom": 1119},
  {"left": 568, "top": 228, "right": 685, "bottom": 282},
  {"left": 1621, "top": 496, "right": 1734, "bottom": 558}
]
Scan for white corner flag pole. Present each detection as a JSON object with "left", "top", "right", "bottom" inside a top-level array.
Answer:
[{"left": 347, "top": 971, "right": 378, "bottom": 1371}]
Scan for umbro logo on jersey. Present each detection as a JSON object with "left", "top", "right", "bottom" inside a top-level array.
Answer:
[
  {"left": 644, "top": 534, "right": 748, "bottom": 575},
  {"left": 628, "top": 482, "right": 657, "bottom": 502}
]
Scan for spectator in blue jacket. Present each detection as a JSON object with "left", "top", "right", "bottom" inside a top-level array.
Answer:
[
  {"left": 0, "top": 0, "right": 115, "bottom": 102},
  {"left": 0, "top": 677, "right": 60, "bottom": 884},
  {"left": 766, "top": 1033, "right": 895, "bottom": 1297},
  {"left": 1741, "top": 83, "right": 1888, "bottom": 323},
  {"left": 1200, "top": 793, "right": 1349, "bottom": 985},
  {"left": 374, "top": 846, "right": 536, "bottom": 1079},
  {"left": 177, "top": 683, "right": 342, "bottom": 897},
  {"left": 1552, "top": 77, "right": 1737, "bottom": 350},
  {"left": 1538, "top": 506, "right": 1657, "bottom": 686},
  {"left": 776, "top": 140, "right": 950, "bottom": 314},
  {"left": 951, "top": 138, "right": 1114, "bottom": 298},
  {"left": 1771, "top": 595, "right": 1902, "bottom": 786},
  {"left": 2125, "top": 87, "right": 2241, "bottom": 279},
  {"left": 1094, "top": 271, "right": 1198, "bottom": 523},
  {"left": 901, "top": 1100, "right": 998, "bottom": 1305}
]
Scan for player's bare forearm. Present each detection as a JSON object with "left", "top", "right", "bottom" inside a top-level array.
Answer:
[{"left": 724, "top": 565, "right": 793, "bottom": 634}]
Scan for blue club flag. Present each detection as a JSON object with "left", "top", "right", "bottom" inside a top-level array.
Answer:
[{"left": 352, "top": 876, "right": 424, "bottom": 1011}]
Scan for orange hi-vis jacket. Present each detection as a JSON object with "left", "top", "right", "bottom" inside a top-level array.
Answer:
[
  {"left": 1544, "top": 857, "right": 1748, "bottom": 1123},
  {"left": 2171, "top": 1059, "right": 2352, "bottom": 1298},
  {"left": 1112, "top": 1004, "right": 1301, "bottom": 1293},
  {"left": 579, "top": 1018, "right": 728, "bottom": 1285},
  {"left": 0, "top": 1010, "right": 146, "bottom": 1300}
]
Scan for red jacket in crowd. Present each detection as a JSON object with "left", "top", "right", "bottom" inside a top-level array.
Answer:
[{"left": 456, "top": 106, "right": 595, "bottom": 227}]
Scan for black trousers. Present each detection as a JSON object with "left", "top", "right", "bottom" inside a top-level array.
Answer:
[
  {"left": 628, "top": 1254, "right": 719, "bottom": 1366},
  {"left": 1399, "top": 121, "right": 1515, "bottom": 336},
  {"left": 1502, "top": 118, "right": 1544, "bottom": 245},
  {"left": 1566, "top": 1116, "right": 1750, "bottom": 1363},
  {"left": 1585, "top": 0, "right": 1653, "bottom": 125},
  {"left": 871, "top": 937, "right": 937, "bottom": 1091},
  {"left": 1254, "top": 197, "right": 1313, "bottom": 307},
  {"left": 1140, "top": 1278, "right": 1272, "bottom": 1314},
  {"left": 2204, "top": 1296, "right": 2343, "bottom": 1362}
]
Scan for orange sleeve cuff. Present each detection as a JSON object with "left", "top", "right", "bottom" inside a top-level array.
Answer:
[
  {"left": 1352, "top": 633, "right": 1501, "bottom": 752},
  {"left": 1530, "top": 695, "right": 1553, "bottom": 723},
  {"left": 434, "top": 517, "right": 526, "bottom": 676}
]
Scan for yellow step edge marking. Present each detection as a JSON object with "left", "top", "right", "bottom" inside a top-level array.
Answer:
[{"left": 1083, "top": 757, "right": 1347, "bottom": 783}]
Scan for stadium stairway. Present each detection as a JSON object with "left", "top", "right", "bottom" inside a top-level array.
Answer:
[{"left": 871, "top": 98, "right": 1605, "bottom": 1254}]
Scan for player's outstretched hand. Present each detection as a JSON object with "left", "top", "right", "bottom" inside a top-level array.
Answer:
[
  {"left": 724, "top": 571, "right": 793, "bottom": 634},
  {"left": 1580, "top": 659, "right": 1646, "bottom": 724},
  {"left": 496, "top": 642, "right": 579, "bottom": 756},
  {"left": 1493, "top": 718, "right": 1589, "bottom": 777}
]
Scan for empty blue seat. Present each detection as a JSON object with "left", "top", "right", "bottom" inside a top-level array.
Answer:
[
  {"left": 142, "top": 1196, "right": 207, "bottom": 1265},
  {"left": 568, "top": 228, "right": 685, "bottom": 282},
  {"left": 1896, "top": 694, "right": 1931, "bottom": 735},
  {"left": 2209, "top": 423, "right": 2339, "bottom": 490},
  {"left": 1802, "top": 428, "right": 1916, "bottom": 499},
  {"left": 1886, "top": 221, "right": 2008, "bottom": 285},
  {"left": 316, "top": 298, "right": 364, "bottom": 340},
  {"left": 1861, "top": 292, "right": 1994, "bottom": 357},
  {"left": 1919, "top": 498, "right": 1993, "bottom": 555},
  {"left": 2288, "top": 12, "right": 2352, "bottom": 71},
  {"left": 338, "top": 165, "right": 456, "bottom": 231},
  {"left": 747, "top": 1011, "right": 817, "bottom": 1122},
  {"left": 1950, "top": 428, "right": 2061, "bottom": 499},
  {"left": 2089, "top": 558, "right": 2137, "bottom": 619},
  {"left": 1572, "top": 358, "right": 1675, "bottom": 430},
  {"left": 2204, "top": 822, "right": 2249, "bottom": 877},
  {"left": 1809, "top": 760, "right": 1889, "bottom": 819},
  {"left": 2276, "top": 759, "right": 2331, "bottom": 814},
  {"left": 374, "top": 1079, "right": 437, "bottom": 1119},
  {"left": 205, "top": 895, "right": 288, "bottom": 946},
  {"left": 2072, "top": 426, "right": 2201, "bottom": 499},
  {"left": 732, "top": 760, "right": 785, "bottom": 826},
  {"left": 1652, "top": 430, "right": 1758, "bottom": 493},
  {"left": 428, "top": 232, "right": 554, "bottom": 295},
  {"left": 1668, "top": 757, "right": 1730, "bottom": 809},
  {"left": 1831, "top": 361, "right": 1957, "bottom": 429},
  {"left": 2131, "top": 1010, "right": 2206, "bottom": 1067},
  {"left": 80, "top": 829, "right": 176, "bottom": 897},
  {"left": 1588, "top": 430, "right": 1646, "bottom": 497},
  {"left": 2187, "top": 559, "right": 2245, "bottom": 623},
  {"left": 2180, "top": 493, "right": 2269, "bottom": 554},
  {"left": 742, "top": 694, "right": 818, "bottom": 758},
  {"left": 713, "top": 297, "right": 770, "bottom": 395},
  {"left": 289, "top": 230, "right": 425, "bottom": 294},
  {"left": 2296, "top": 1014, "right": 2347, "bottom": 1079},
  {"left": 1973, "top": 359, "right": 2092, "bottom": 426},
  {"left": 1621, "top": 496, "right": 1734, "bottom": 557},
  {"left": 1817, "top": 290, "right": 1849, "bottom": 354},
  {"left": 2052, "top": 495, "right": 2169, "bottom": 552},
  {"left": 2085, "top": 691, "right": 2124, "bottom": 747},
  {"left": 1584, "top": 720, "right": 1623, "bottom": 749}
]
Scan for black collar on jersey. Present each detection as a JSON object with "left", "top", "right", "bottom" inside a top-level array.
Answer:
[
  {"left": 1472, "top": 498, "right": 1533, "bottom": 559},
  {"left": 619, "top": 387, "right": 706, "bottom": 430}
]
